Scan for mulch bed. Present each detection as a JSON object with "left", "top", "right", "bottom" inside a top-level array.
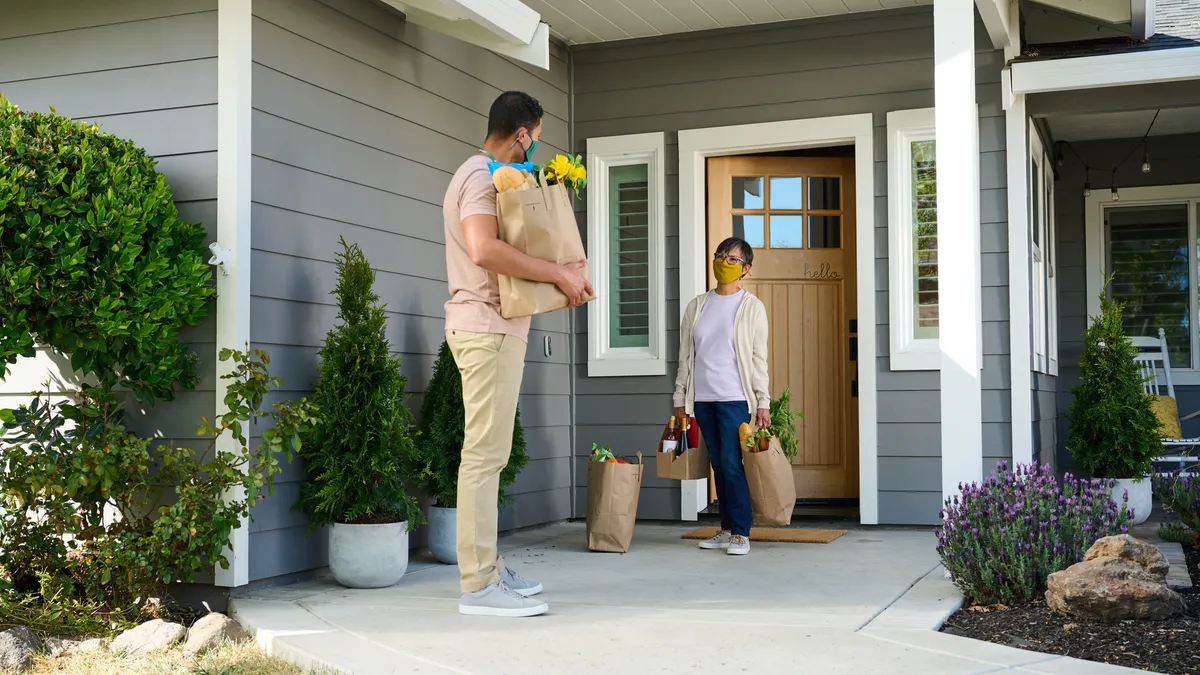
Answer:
[{"left": 942, "top": 588, "right": 1200, "bottom": 674}]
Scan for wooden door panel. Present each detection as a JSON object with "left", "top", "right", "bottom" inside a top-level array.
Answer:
[{"left": 707, "top": 155, "right": 857, "bottom": 501}]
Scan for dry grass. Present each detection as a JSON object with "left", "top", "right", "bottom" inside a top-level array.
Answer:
[{"left": 26, "top": 640, "right": 333, "bottom": 675}]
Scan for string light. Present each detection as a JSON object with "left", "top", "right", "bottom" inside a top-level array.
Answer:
[
  {"left": 1063, "top": 109, "right": 1160, "bottom": 200},
  {"left": 1142, "top": 150, "right": 1152, "bottom": 174}
]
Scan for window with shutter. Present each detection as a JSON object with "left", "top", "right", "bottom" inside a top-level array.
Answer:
[{"left": 586, "top": 133, "right": 667, "bottom": 378}]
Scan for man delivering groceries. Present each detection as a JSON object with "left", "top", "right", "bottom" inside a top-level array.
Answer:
[{"left": 443, "top": 91, "right": 592, "bottom": 617}]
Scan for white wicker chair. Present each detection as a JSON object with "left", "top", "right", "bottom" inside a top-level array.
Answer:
[{"left": 1131, "top": 328, "right": 1200, "bottom": 468}]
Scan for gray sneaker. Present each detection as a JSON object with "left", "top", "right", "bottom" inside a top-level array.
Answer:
[
  {"left": 501, "top": 566, "right": 543, "bottom": 596},
  {"left": 459, "top": 580, "right": 548, "bottom": 617},
  {"left": 727, "top": 534, "right": 750, "bottom": 556},
  {"left": 698, "top": 531, "right": 731, "bottom": 550}
]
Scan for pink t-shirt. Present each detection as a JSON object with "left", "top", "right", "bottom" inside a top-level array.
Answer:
[
  {"left": 693, "top": 290, "right": 746, "bottom": 403},
  {"left": 442, "top": 154, "right": 532, "bottom": 342}
]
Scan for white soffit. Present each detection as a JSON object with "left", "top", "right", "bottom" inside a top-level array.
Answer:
[
  {"left": 383, "top": 0, "right": 551, "bottom": 69},
  {"left": 522, "top": 0, "right": 933, "bottom": 46}
]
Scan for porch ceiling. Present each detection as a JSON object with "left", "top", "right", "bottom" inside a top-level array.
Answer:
[
  {"left": 523, "top": 0, "right": 932, "bottom": 45},
  {"left": 1048, "top": 106, "right": 1200, "bottom": 141}
]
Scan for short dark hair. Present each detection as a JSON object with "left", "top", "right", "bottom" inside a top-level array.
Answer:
[
  {"left": 486, "top": 91, "right": 543, "bottom": 140},
  {"left": 716, "top": 237, "right": 754, "bottom": 266}
]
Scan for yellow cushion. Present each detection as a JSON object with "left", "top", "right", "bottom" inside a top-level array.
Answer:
[{"left": 1148, "top": 394, "right": 1183, "bottom": 439}]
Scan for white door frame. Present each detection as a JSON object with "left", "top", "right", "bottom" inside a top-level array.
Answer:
[{"left": 677, "top": 113, "right": 879, "bottom": 525}]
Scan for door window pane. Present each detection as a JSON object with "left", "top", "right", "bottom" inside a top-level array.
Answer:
[
  {"left": 770, "top": 215, "right": 804, "bottom": 248},
  {"left": 1107, "top": 204, "right": 1191, "bottom": 367},
  {"left": 732, "top": 177, "right": 764, "bottom": 209},
  {"left": 809, "top": 176, "right": 840, "bottom": 210},
  {"left": 808, "top": 216, "right": 841, "bottom": 249},
  {"left": 912, "top": 139, "right": 938, "bottom": 339},
  {"left": 733, "top": 214, "right": 765, "bottom": 249},
  {"left": 769, "top": 176, "right": 804, "bottom": 209}
]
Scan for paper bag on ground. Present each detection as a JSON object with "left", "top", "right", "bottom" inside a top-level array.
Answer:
[
  {"left": 495, "top": 178, "right": 595, "bottom": 319},
  {"left": 742, "top": 433, "right": 796, "bottom": 526},
  {"left": 656, "top": 420, "right": 709, "bottom": 481},
  {"left": 586, "top": 452, "right": 643, "bottom": 553}
]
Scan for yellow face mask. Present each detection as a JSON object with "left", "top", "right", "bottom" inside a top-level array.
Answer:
[{"left": 713, "top": 259, "right": 744, "bottom": 284}]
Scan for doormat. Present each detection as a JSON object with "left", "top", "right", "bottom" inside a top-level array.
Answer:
[{"left": 682, "top": 527, "right": 846, "bottom": 544}]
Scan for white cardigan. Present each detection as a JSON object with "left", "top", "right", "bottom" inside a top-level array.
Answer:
[{"left": 672, "top": 290, "right": 770, "bottom": 415}]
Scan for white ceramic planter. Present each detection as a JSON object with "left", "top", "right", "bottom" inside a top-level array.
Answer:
[
  {"left": 427, "top": 506, "right": 457, "bottom": 565},
  {"left": 1108, "top": 477, "right": 1152, "bottom": 526},
  {"left": 328, "top": 521, "right": 409, "bottom": 589}
]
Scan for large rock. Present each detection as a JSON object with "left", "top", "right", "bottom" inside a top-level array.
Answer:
[
  {"left": 1046, "top": 556, "right": 1186, "bottom": 621},
  {"left": 1085, "top": 534, "right": 1170, "bottom": 579},
  {"left": 75, "top": 638, "right": 106, "bottom": 654},
  {"left": 44, "top": 637, "right": 80, "bottom": 657},
  {"left": 0, "top": 627, "right": 38, "bottom": 672},
  {"left": 110, "top": 619, "right": 186, "bottom": 656},
  {"left": 184, "top": 613, "right": 248, "bottom": 657}
]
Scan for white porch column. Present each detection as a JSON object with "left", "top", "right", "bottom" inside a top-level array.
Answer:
[
  {"left": 214, "top": 0, "right": 253, "bottom": 588},
  {"left": 935, "top": 0, "right": 983, "bottom": 500}
]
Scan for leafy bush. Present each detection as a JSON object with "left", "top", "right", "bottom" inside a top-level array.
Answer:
[
  {"left": 413, "top": 340, "right": 528, "bottom": 508},
  {"left": 0, "top": 96, "right": 213, "bottom": 403},
  {"left": 768, "top": 387, "right": 803, "bottom": 461},
  {"left": 936, "top": 462, "right": 1130, "bottom": 605},
  {"left": 0, "top": 349, "right": 310, "bottom": 619},
  {"left": 1153, "top": 471, "right": 1200, "bottom": 548},
  {"left": 295, "top": 239, "right": 422, "bottom": 530},
  {"left": 1065, "top": 283, "right": 1161, "bottom": 478}
]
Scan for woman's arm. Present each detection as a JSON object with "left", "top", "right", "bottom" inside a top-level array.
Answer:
[
  {"left": 672, "top": 297, "right": 698, "bottom": 410},
  {"left": 751, "top": 301, "right": 771, "bottom": 412}
]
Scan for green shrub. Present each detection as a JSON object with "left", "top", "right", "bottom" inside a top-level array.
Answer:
[
  {"left": 1153, "top": 471, "right": 1200, "bottom": 547},
  {"left": 0, "top": 96, "right": 213, "bottom": 403},
  {"left": 294, "top": 239, "right": 422, "bottom": 530},
  {"left": 1065, "top": 281, "right": 1161, "bottom": 478},
  {"left": 0, "top": 349, "right": 311, "bottom": 619},
  {"left": 413, "top": 341, "right": 528, "bottom": 508}
]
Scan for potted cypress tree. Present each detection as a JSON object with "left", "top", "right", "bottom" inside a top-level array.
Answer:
[
  {"left": 415, "top": 341, "right": 528, "bottom": 564},
  {"left": 1066, "top": 282, "right": 1162, "bottom": 526},
  {"left": 296, "top": 238, "right": 424, "bottom": 588}
]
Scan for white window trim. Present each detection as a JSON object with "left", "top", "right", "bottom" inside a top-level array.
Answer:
[
  {"left": 586, "top": 132, "right": 667, "bottom": 378},
  {"left": 1085, "top": 183, "right": 1200, "bottom": 384},
  {"left": 1028, "top": 123, "right": 1058, "bottom": 376},
  {"left": 887, "top": 107, "right": 940, "bottom": 370}
]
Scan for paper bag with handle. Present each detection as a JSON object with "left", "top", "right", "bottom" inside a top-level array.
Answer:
[
  {"left": 656, "top": 416, "right": 708, "bottom": 481},
  {"left": 739, "top": 423, "right": 796, "bottom": 526},
  {"left": 494, "top": 168, "right": 596, "bottom": 319},
  {"left": 586, "top": 451, "right": 643, "bottom": 553}
]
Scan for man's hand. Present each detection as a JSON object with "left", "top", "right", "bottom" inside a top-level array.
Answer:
[{"left": 556, "top": 261, "right": 592, "bottom": 308}]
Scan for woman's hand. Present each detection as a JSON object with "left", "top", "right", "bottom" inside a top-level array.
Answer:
[
  {"left": 756, "top": 408, "right": 770, "bottom": 429},
  {"left": 673, "top": 407, "right": 687, "bottom": 422}
]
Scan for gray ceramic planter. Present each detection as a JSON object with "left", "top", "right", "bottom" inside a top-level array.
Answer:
[
  {"left": 427, "top": 506, "right": 457, "bottom": 565},
  {"left": 328, "top": 521, "right": 409, "bottom": 588}
]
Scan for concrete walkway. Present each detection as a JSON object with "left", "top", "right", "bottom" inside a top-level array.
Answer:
[{"left": 231, "top": 522, "right": 1143, "bottom": 674}]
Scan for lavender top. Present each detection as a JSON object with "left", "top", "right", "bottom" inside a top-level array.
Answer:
[{"left": 692, "top": 290, "right": 746, "bottom": 403}]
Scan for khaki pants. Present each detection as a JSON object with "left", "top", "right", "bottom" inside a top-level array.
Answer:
[{"left": 446, "top": 329, "right": 526, "bottom": 593}]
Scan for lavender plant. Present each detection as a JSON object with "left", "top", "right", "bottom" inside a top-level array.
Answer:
[
  {"left": 936, "top": 462, "right": 1131, "bottom": 605},
  {"left": 1153, "top": 471, "right": 1200, "bottom": 547}
]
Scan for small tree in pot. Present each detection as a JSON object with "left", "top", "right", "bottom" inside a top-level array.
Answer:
[
  {"left": 414, "top": 341, "right": 528, "bottom": 564},
  {"left": 295, "top": 238, "right": 423, "bottom": 588},
  {"left": 1066, "top": 281, "right": 1162, "bottom": 525}
]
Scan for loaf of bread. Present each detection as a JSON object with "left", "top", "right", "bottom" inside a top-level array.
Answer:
[{"left": 492, "top": 166, "right": 527, "bottom": 193}]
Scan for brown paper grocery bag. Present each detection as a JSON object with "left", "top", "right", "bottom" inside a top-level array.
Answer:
[
  {"left": 742, "top": 435, "right": 796, "bottom": 526},
  {"left": 586, "top": 453, "right": 643, "bottom": 553},
  {"left": 655, "top": 421, "right": 709, "bottom": 481},
  {"left": 495, "top": 174, "right": 596, "bottom": 319}
]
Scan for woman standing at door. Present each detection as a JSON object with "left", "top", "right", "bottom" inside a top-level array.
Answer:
[{"left": 673, "top": 236, "right": 771, "bottom": 556}]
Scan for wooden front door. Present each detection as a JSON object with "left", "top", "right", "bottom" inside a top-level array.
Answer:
[{"left": 706, "top": 155, "right": 859, "bottom": 500}]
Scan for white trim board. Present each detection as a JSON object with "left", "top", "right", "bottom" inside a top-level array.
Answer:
[
  {"left": 1010, "top": 46, "right": 1200, "bottom": 95},
  {"left": 677, "top": 114, "right": 878, "bottom": 525},
  {"left": 1006, "top": 96, "right": 1033, "bottom": 466},
  {"left": 1085, "top": 183, "right": 1200, "bottom": 385},
  {"left": 215, "top": 0, "right": 253, "bottom": 588}
]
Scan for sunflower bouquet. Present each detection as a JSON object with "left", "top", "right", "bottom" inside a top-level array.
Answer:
[{"left": 538, "top": 154, "right": 587, "bottom": 197}]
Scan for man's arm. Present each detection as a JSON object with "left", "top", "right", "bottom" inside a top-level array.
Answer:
[{"left": 462, "top": 213, "right": 592, "bottom": 306}]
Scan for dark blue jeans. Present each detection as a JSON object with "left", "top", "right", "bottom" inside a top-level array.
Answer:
[{"left": 693, "top": 401, "right": 752, "bottom": 537}]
